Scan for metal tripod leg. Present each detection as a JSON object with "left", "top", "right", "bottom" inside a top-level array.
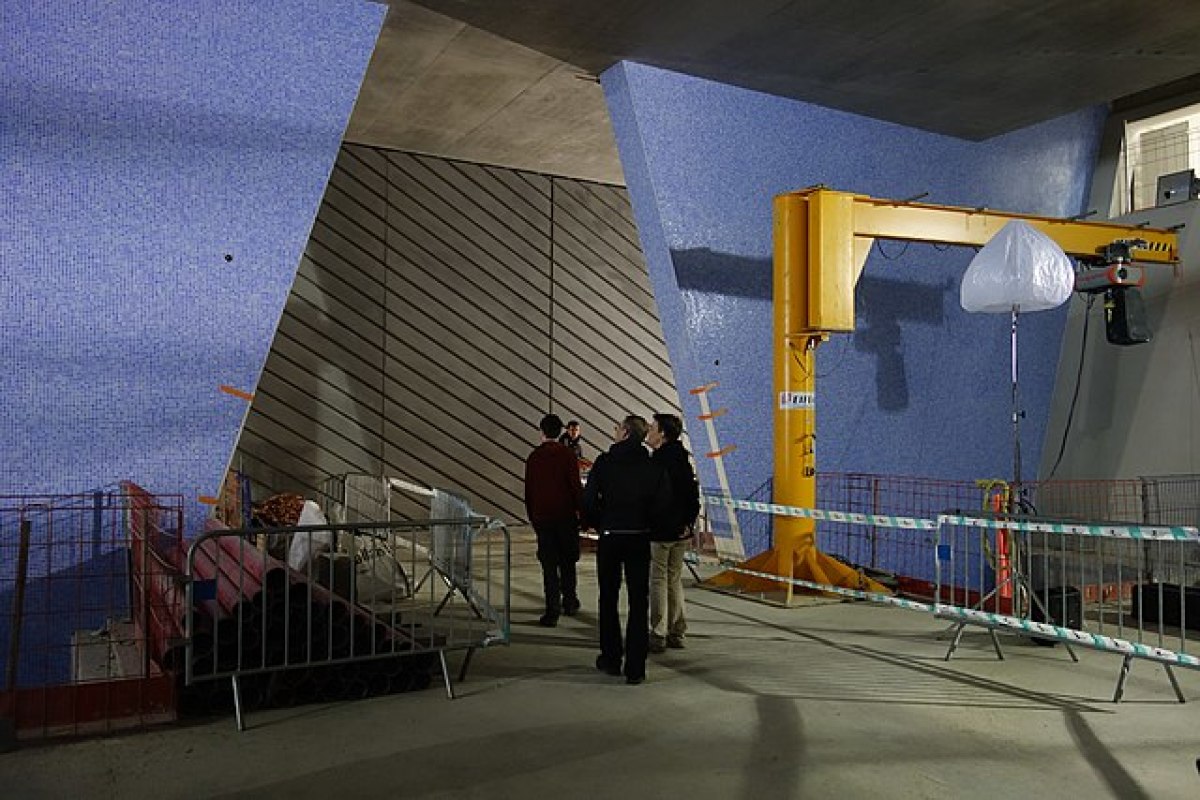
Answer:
[
  {"left": 945, "top": 567, "right": 1080, "bottom": 663},
  {"left": 232, "top": 674, "right": 246, "bottom": 732},
  {"left": 1164, "top": 664, "right": 1186, "bottom": 703},
  {"left": 1113, "top": 656, "right": 1187, "bottom": 703},
  {"left": 943, "top": 623, "right": 966, "bottom": 661},
  {"left": 988, "top": 629, "right": 1004, "bottom": 660},
  {"left": 942, "top": 576, "right": 1012, "bottom": 661},
  {"left": 1113, "top": 654, "right": 1134, "bottom": 703},
  {"left": 434, "top": 586, "right": 455, "bottom": 616},
  {"left": 458, "top": 647, "right": 476, "bottom": 683},
  {"left": 439, "top": 649, "right": 455, "bottom": 700},
  {"left": 943, "top": 621, "right": 1006, "bottom": 662},
  {"left": 1022, "top": 575, "right": 1078, "bottom": 662}
]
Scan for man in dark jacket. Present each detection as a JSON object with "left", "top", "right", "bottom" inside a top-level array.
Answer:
[
  {"left": 647, "top": 413, "right": 701, "bottom": 652},
  {"left": 583, "top": 415, "right": 672, "bottom": 684},
  {"left": 525, "top": 413, "right": 584, "bottom": 627}
]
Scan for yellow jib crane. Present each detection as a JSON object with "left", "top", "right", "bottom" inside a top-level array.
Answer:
[{"left": 707, "top": 187, "right": 1180, "bottom": 603}]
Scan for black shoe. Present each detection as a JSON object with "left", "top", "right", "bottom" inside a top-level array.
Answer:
[
  {"left": 667, "top": 636, "right": 685, "bottom": 649},
  {"left": 625, "top": 674, "right": 645, "bottom": 685},
  {"left": 648, "top": 638, "right": 666, "bottom": 654},
  {"left": 538, "top": 613, "right": 559, "bottom": 627},
  {"left": 595, "top": 655, "right": 622, "bottom": 676},
  {"left": 562, "top": 598, "right": 581, "bottom": 616}
]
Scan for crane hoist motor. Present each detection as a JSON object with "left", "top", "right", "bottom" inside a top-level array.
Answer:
[{"left": 1074, "top": 239, "right": 1154, "bottom": 345}]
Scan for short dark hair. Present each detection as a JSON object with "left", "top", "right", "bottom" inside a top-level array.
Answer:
[
  {"left": 653, "top": 413, "right": 682, "bottom": 441},
  {"left": 566, "top": 420, "right": 579, "bottom": 429},
  {"left": 622, "top": 414, "right": 649, "bottom": 443},
  {"left": 540, "top": 414, "right": 564, "bottom": 438}
]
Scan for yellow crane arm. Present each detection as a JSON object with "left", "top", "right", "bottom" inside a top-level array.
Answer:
[{"left": 784, "top": 188, "right": 1179, "bottom": 335}]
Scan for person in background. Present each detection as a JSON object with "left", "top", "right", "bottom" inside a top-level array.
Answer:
[
  {"left": 558, "top": 420, "right": 584, "bottom": 460},
  {"left": 647, "top": 413, "right": 701, "bottom": 653},
  {"left": 583, "top": 415, "right": 672, "bottom": 685},
  {"left": 524, "top": 413, "right": 584, "bottom": 627}
]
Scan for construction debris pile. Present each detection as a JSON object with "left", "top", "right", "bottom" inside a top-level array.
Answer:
[{"left": 130, "top": 493, "right": 436, "bottom": 716}]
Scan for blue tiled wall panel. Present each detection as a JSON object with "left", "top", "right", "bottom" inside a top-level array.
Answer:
[
  {"left": 1, "top": 1, "right": 386, "bottom": 533},
  {"left": 604, "top": 62, "right": 1103, "bottom": 511}
]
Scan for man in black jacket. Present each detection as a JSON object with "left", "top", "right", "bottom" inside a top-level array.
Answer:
[
  {"left": 583, "top": 415, "right": 672, "bottom": 685},
  {"left": 647, "top": 413, "right": 701, "bottom": 653}
]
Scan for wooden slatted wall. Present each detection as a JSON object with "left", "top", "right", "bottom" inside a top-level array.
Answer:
[{"left": 233, "top": 145, "right": 679, "bottom": 522}]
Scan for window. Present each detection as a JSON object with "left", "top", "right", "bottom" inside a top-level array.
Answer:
[{"left": 1116, "top": 103, "right": 1200, "bottom": 214}]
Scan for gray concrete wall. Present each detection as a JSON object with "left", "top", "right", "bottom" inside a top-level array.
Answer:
[
  {"left": 1040, "top": 198, "right": 1200, "bottom": 480},
  {"left": 232, "top": 145, "right": 679, "bottom": 522}
]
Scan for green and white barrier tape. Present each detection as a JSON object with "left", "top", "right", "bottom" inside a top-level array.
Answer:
[
  {"left": 934, "top": 604, "right": 1200, "bottom": 669},
  {"left": 701, "top": 494, "right": 1200, "bottom": 541},
  {"left": 704, "top": 494, "right": 937, "bottom": 531},
  {"left": 937, "top": 513, "right": 1200, "bottom": 542}
]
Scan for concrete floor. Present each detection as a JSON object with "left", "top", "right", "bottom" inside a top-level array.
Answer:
[{"left": 3, "top": 532, "right": 1199, "bottom": 799}]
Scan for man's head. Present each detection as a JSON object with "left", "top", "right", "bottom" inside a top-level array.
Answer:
[
  {"left": 648, "top": 413, "right": 682, "bottom": 449},
  {"left": 565, "top": 420, "right": 580, "bottom": 438},
  {"left": 539, "top": 413, "right": 564, "bottom": 440},
  {"left": 614, "top": 414, "right": 649, "bottom": 444}
]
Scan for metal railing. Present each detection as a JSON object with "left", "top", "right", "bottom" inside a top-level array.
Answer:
[
  {"left": 934, "top": 510, "right": 1200, "bottom": 701},
  {"left": 180, "top": 514, "right": 510, "bottom": 730},
  {"left": 1119, "top": 119, "right": 1200, "bottom": 213},
  {"left": 700, "top": 489, "right": 1199, "bottom": 702},
  {"left": 1, "top": 484, "right": 182, "bottom": 743}
]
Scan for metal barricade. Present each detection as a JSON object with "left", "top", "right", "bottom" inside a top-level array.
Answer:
[
  {"left": 700, "top": 491, "right": 1199, "bottom": 703},
  {"left": 934, "top": 511, "right": 1200, "bottom": 701},
  {"left": 181, "top": 515, "right": 510, "bottom": 730},
  {"left": 713, "top": 474, "right": 990, "bottom": 591},
  {"left": 320, "top": 475, "right": 488, "bottom": 622},
  {"left": 0, "top": 484, "right": 183, "bottom": 743}
]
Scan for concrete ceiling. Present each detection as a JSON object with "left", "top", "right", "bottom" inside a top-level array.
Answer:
[{"left": 345, "top": 0, "right": 1200, "bottom": 185}]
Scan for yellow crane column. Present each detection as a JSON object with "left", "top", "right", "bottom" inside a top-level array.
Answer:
[{"left": 709, "top": 191, "right": 885, "bottom": 601}]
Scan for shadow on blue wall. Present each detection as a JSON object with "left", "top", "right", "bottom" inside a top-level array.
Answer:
[
  {"left": 855, "top": 274, "right": 950, "bottom": 412},
  {"left": 672, "top": 246, "right": 771, "bottom": 299},
  {"left": 672, "top": 247, "right": 952, "bottom": 414}
]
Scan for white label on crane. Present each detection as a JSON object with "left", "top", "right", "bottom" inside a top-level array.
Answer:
[{"left": 779, "top": 391, "right": 814, "bottom": 410}]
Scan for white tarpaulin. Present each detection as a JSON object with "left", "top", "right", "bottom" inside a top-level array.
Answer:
[
  {"left": 960, "top": 220, "right": 1073, "bottom": 313},
  {"left": 287, "top": 500, "right": 333, "bottom": 570}
]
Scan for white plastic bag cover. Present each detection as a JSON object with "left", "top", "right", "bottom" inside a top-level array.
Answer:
[
  {"left": 960, "top": 220, "right": 1073, "bottom": 313},
  {"left": 287, "top": 500, "right": 333, "bottom": 570}
]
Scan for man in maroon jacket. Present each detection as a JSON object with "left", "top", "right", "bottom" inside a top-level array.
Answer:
[{"left": 524, "top": 414, "right": 584, "bottom": 626}]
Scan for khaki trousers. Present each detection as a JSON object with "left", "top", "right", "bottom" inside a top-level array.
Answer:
[{"left": 650, "top": 539, "right": 688, "bottom": 641}]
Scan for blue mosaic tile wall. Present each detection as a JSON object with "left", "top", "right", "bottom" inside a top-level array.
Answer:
[
  {"left": 604, "top": 62, "right": 1104, "bottom": 545},
  {"left": 1, "top": 0, "right": 385, "bottom": 536}
]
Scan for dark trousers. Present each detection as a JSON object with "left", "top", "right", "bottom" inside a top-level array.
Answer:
[
  {"left": 597, "top": 534, "right": 651, "bottom": 679},
  {"left": 534, "top": 520, "right": 580, "bottom": 613}
]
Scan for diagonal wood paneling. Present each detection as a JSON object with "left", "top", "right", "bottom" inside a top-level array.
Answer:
[{"left": 234, "top": 144, "right": 679, "bottom": 522}]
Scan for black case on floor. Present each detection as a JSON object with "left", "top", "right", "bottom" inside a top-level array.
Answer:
[
  {"left": 1029, "top": 585, "right": 1083, "bottom": 646},
  {"left": 1132, "top": 582, "right": 1200, "bottom": 632}
]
